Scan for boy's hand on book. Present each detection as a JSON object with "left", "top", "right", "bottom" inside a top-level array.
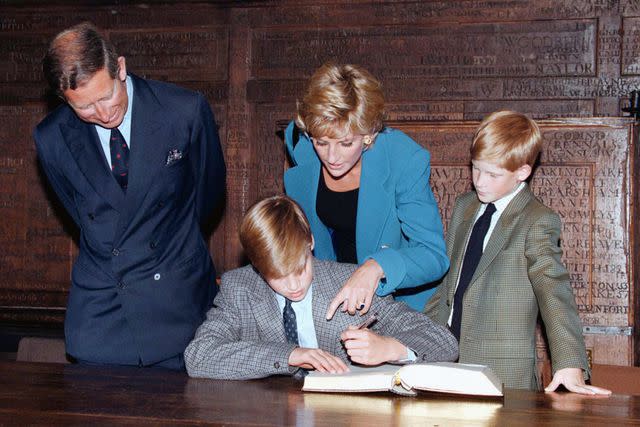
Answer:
[
  {"left": 326, "top": 259, "right": 384, "bottom": 319},
  {"left": 288, "top": 348, "right": 349, "bottom": 374},
  {"left": 340, "top": 327, "right": 406, "bottom": 365},
  {"left": 544, "top": 368, "right": 612, "bottom": 396}
]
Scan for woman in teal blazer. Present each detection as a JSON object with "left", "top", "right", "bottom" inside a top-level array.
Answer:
[{"left": 284, "top": 63, "right": 448, "bottom": 315}]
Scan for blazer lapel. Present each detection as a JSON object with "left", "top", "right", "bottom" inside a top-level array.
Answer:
[
  {"left": 311, "top": 261, "right": 352, "bottom": 354},
  {"left": 289, "top": 163, "right": 335, "bottom": 260},
  {"left": 356, "top": 141, "right": 392, "bottom": 262},
  {"left": 469, "top": 185, "right": 535, "bottom": 286},
  {"left": 250, "top": 273, "right": 288, "bottom": 343},
  {"left": 61, "top": 117, "right": 125, "bottom": 212},
  {"left": 115, "top": 75, "right": 167, "bottom": 234}
]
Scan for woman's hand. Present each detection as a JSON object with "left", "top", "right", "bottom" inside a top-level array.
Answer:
[{"left": 325, "top": 259, "right": 384, "bottom": 319}]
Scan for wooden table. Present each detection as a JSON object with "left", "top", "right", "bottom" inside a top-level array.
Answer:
[{"left": 0, "top": 361, "right": 639, "bottom": 426}]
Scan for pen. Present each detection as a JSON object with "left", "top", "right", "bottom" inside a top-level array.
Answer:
[{"left": 356, "top": 313, "right": 378, "bottom": 329}]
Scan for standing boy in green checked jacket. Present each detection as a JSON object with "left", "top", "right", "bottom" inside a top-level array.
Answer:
[{"left": 426, "top": 111, "right": 610, "bottom": 395}]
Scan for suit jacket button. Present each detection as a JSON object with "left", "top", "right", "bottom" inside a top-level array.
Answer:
[
  {"left": 112, "top": 248, "right": 120, "bottom": 256},
  {"left": 274, "top": 362, "right": 280, "bottom": 369},
  {"left": 88, "top": 213, "right": 95, "bottom": 220},
  {"left": 149, "top": 241, "right": 157, "bottom": 249}
]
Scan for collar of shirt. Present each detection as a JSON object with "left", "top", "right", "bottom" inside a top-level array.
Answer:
[
  {"left": 274, "top": 284, "right": 319, "bottom": 349},
  {"left": 475, "top": 181, "right": 526, "bottom": 250},
  {"left": 95, "top": 75, "right": 134, "bottom": 168}
]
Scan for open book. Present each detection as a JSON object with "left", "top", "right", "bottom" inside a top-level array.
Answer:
[{"left": 302, "top": 362, "right": 503, "bottom": 397}]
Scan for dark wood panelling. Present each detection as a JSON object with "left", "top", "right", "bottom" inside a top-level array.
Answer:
[{"left": 0, "top": 1, "right": 638, "bottom": 366}]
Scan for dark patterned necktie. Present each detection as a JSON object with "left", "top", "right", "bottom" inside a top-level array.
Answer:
[
  {"left": 283, "top": 299, "right": 299, "bottom": 345},
  {"left": 450, "top": 203, "right": 497, "bottom": 341},
  {"left": 110, "top": 128, "right": 130, "bottom": 191}
]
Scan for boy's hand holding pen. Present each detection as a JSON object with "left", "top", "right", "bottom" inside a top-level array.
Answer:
[
  {"left": 355, "top": 313, "right": 379, "bottom": 330},
  {"left": 340, "top": 312, "right": 408, "bottom": 365}
]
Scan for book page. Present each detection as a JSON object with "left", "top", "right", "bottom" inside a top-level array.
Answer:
[
  {"left": 399, "top": 362, "right": 503, "bottom": 396},
  {"left": 302, "top": 364, "right": 399, "bottom": 392}
]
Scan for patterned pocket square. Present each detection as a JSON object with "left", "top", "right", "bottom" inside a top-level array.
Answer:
[{"left": 165, "top": 149, "right": 183, "bottom": 166}]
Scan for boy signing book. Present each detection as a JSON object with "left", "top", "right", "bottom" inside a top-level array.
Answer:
[
  {"left": 426, "top": 111, "right": 610, "bottom": 395},
  {"left": 185, "top": 195, "right": 458, "bottom": 380}
]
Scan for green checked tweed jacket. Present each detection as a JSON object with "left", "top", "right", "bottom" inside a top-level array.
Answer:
[{"left": 426, "top": 185, "right": 589, "bottom": 390}]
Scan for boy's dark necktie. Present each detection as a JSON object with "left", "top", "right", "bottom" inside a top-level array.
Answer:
[
  {"left": 110, "top": 128, "right": 130, "bottom": 191},
  {"left": 283, "top": 299, "right": 299, "bottom": 345},
  {"left": 283, "top": 299, "right": 309, "bottom": 379},
  {"left": 450, "top": 202, "right": 497, "bottom": 341}
]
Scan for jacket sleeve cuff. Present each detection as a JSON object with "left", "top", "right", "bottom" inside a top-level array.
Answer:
[{"left": 369, "top": 250, "right": 406, "bottom": 296}]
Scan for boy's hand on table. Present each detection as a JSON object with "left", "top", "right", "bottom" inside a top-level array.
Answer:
[
  {"left": 288, "top": 348, "right": 349, "bottom": 373},
  {"left": 545, "top": 367, "right": 612, "bottom": 395}
]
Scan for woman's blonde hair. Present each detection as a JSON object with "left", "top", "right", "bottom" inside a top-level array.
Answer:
[
  {"left": 295, "top": 62, "right": 384, "bottom": 139},
  {"left": 471, "top": 111, "right": 542, "bottom": 171},
  {"left": 239, "top": 195, "right": 312, "bottom": 280}
]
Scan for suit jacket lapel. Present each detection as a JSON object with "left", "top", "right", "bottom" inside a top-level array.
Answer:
[
  {"left": 448, "top": 199, "right": 481, "bottom": 303},
  {"left": 469, "top": 185, "right": 535, "bottom": 286},
  {"left": 356, "top": 142, "right": 392, "bottom": 262},
  {"left": 250, "top": 272, "right": 288, "bottom": 343},
  {"left": 289, "top": 163, "right": 335, "bottom": 260},
  {"left": 115, "top": 75, "right": 167, "bottom": 234},
  {"left": 311, "top": 260, "right": 352, "bottom": 354},
  {"left": 61, "top": 117, "right": 125, "bottom": 211}
]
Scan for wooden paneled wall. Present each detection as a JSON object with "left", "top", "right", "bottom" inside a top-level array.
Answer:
[{"left": 0, "top": 1, "right": 639, "bottom": 364}]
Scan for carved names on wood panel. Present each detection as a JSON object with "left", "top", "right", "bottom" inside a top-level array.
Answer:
[
  {"left": 0, "top": 5, "right": 227, "bottom": 33},
  {"left": 0, "top": 105, "right": 71, "bottom": 310},
  {"left": 110, "top": 29, "right": 229, "bottom": 82},
  {"left": 383, "top": 100, "right": 595, "bottom": 122},
  {"left": 0, "top": 33, "right": 50, "bottom": 84},
  {"left": 252, "top": 20, "right": 596, "bottom": 80},
  {"left": 254, "top": 106, "right": 292, "bottom": 201},
  {"left": 248, "top": 0, "right": 639, "bottom": 28},
  {"left": 399, "top": 119, "right": 633, "bottom": 335},
  {"left": 622, "top": 17, "right": 640, "bottom": 75}
]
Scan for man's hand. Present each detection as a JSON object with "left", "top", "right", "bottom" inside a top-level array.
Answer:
[
  {"left": 288, "top": 348, "right": 349, "bottom": 373},
  {"left": 340, "top": 326, "right": 406, "bottom": 365},
  {"left": 544, "top": 367, "right": 612, "bottom": 395},
  {"left": 326, "top": 259, "right": 384, "bottom": 320}
]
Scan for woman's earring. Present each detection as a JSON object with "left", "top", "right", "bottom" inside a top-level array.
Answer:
[{"left": 363, "top": 136, "right": 372, "bottom": 146}]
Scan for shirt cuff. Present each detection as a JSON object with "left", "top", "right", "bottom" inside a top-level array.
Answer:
[{"left": 393, "top": 347, "right": 418, "bottom": 364}]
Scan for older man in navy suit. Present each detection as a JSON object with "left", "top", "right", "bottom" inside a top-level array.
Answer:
[{"left": 34, "top": 22, "right": 225, "bottom": 370}]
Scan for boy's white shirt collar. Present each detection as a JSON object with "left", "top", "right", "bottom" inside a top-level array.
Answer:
[
  {"left": 477, "top": 181, "right": 526, "bottom": 219},
  {"left": 477, "top": 181, "right": 526, "bottom": 254}
]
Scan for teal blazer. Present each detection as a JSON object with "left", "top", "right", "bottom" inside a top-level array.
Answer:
[{"left": 284, "top": 122, "right": 448, "bottom": 310}]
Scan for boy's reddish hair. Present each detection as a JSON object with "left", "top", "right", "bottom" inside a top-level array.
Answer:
[{"left": 471, "top": 111, "right": 542, "bottom": 171}]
